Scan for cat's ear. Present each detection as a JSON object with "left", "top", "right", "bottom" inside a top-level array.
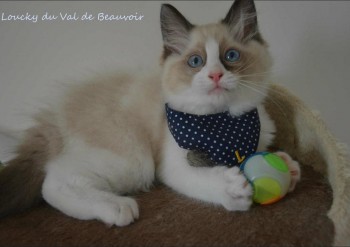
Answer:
[
  {"left": 160, "top": 4, "right": 194, "bottom": 60},
  {"left": 222, "top": 0, "right": 264, "bottom": 43}
]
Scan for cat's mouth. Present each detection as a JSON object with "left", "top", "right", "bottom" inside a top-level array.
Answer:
[{"left": 208, "top": 86, "right": 229, "bottom": 95}]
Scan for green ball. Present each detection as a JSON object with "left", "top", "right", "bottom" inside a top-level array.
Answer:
[{"left": 240, "top": 152, "right": 291, "bottom": 205}]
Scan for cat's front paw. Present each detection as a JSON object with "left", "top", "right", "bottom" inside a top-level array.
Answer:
[
  {"left": 221, "top": 166, "right": 253, "bottom": 211},
  {"left": 274, "top": 151, "right": 301, "bottom": 192},
  {"left": 94, "top": 196, "right": 139, "bottom": 227}
]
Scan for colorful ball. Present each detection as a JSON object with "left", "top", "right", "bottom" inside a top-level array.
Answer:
[{"left": 240, "top": 152, "right": 291, "bottom": 205}]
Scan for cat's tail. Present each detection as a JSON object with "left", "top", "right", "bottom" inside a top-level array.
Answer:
[{"left": 0, "top": 111, "right": 62, "bottom": 218}]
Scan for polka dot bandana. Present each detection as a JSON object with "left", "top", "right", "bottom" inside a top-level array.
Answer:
[{"left": 165, "top": 104, "right": 260, "bottom": 167}]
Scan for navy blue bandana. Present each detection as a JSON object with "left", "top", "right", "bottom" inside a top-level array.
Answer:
[{"left": 165, "top": 104, "right": 260, "bottom": 167}]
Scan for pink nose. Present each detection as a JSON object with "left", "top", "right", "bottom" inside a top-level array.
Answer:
[{"left": 208, "top": 72, "right": 223, "bottom": 84}]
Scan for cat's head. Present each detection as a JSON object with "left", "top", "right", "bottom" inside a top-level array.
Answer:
[{"left": 160, "top": 0, "right": 272, "bottom": 116}]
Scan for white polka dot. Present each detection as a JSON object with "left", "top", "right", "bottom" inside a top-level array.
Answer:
[{"left": 166, "top": 106, "right": 260, "bottom": 167}]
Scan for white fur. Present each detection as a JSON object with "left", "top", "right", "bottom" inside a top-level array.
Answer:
[
  {"left": 158, "top": 128, "right": 253, "bottom": 211},
  {"left": 205, "top": 38, "right": 224, "bottom": 70},
  {"left": 42, "top": 134, "right": 155, "bottom": 226},
  {"left": 166, "top": 39, "right": 267, "bottom": 117}
]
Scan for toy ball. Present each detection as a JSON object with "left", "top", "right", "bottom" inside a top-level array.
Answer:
[{"left": 240, "top": 152, "right": 291, "bottom": 205}]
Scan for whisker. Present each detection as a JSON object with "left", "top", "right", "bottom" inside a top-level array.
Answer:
[
  {"left": 235, "top": 57, "right": 259, "bottom": 74},
  {"left": 234, "top": 57, "right": 256, "bottom": 75},
  {"left": 238, "top": 81, "right": 288, "bottom": 118},
  {"left": 237, "top": 67, "right": 282, "bottom": 78},
  {"left": 238, "top": 71, "right": 273, "bottom": 78},
  {"left": 234, "top": 62, "right": 249, "bottom": 76},
  {"left": 237, "top": 81, "right": 268, "bottom": 97},
  {"left": 238, "top": 79, "right": 291, "bottom": 99}
]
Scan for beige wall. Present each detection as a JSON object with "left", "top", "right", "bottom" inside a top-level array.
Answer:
[{"left": 0, "top": 1, "right": 349, "bottom": 147}]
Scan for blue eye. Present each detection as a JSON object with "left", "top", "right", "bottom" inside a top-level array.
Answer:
[
  {"left": 225, "top": 49, "right": 240, "bottom": 63},
  {"left": 187, "top": 55, "right": 204, "bottom": 68}
]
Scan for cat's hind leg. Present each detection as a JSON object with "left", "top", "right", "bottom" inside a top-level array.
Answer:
[
  {"left": 41, "top": 139, "right": 154, "bottom": 227},
  {"left": 42, "top": 169, "right": 139, "bottom": 226}
]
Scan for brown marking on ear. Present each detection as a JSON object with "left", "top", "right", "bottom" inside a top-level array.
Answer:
[
  {"left": 160, "top": 4, "right": 194, "bottom": 58},
  {"left": 222, "top": 0, "right": 265, "bottom": 44}
]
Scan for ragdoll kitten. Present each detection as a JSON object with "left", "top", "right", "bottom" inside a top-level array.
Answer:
[{"left": 0, "top": 0, "right": 300, "bottom": 227}]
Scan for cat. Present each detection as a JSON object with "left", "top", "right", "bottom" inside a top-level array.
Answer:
[{"left": 0, "top": 0, "right": 300, "bottom": 227}]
